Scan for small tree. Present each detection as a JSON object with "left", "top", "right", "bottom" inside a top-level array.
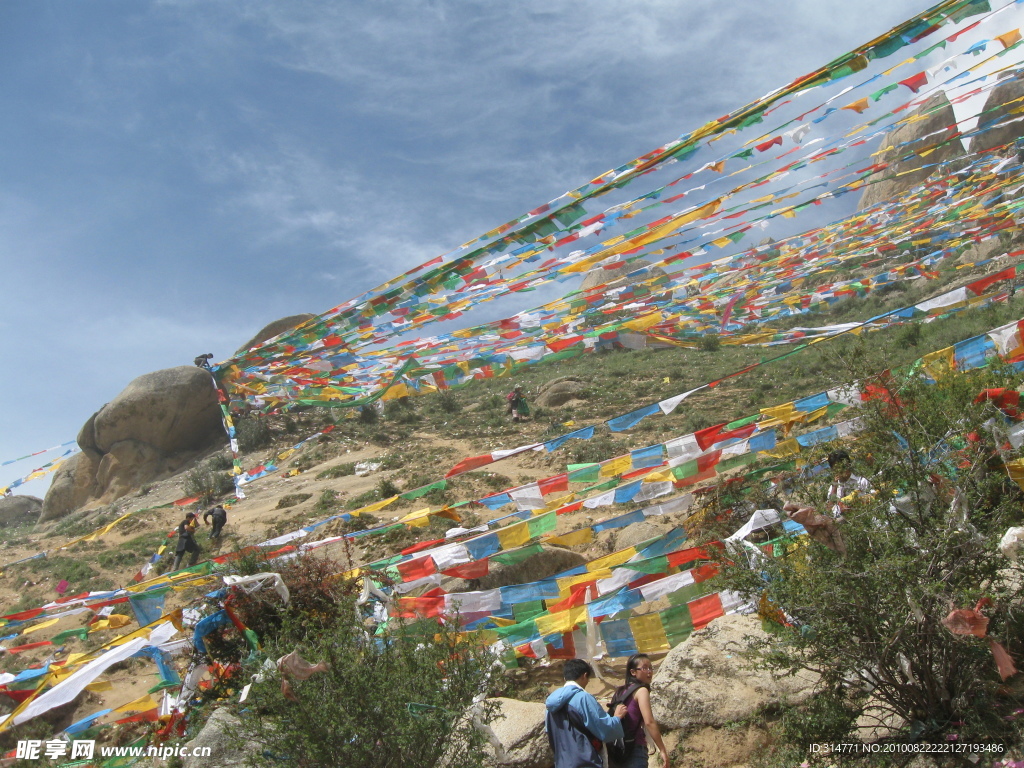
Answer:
[
  {"left": 229, "top": 554, "right": 498, "bottom": 768},
  {"left": 716, "top": 365, "right": 1024, "bottom": 748}
]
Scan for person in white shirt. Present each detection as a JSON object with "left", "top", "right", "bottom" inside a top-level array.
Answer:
[{"left": 826, "top": 450, "right": 872, "bottom": 520}]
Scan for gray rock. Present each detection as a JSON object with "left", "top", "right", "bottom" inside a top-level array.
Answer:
[
  {"left": 478, "top": 545, "right": 587, "bottom": 590},
  {"left": 956, "top": 237, "right": 1006, "bottom": 265},
  {"left": 651, "top": 614, "right": 818, "bottom": 731},
  {"left": 857, "top": 93, "right": 964, "bottom": 211},
  {"left": 182, "top": 708, "right": 253, "bottom": 768},
  {"left": 535, "top": 378, "right": 587, "bottom": 409},
  {"left": 580, "top": 259, "right": 666, "bottom": 294},
  {"left": 973, "top": 69, "right": 1024, "bottom": 155},
  {"left": 483, "top": 697, "right": 552, "bottom": 768},
  {"left": 0, "top": 495, "right": 42, "bottom": 527},
  {"left": 42, "top": 366, "right": 226, "bottom": 522},
  {"left": 236, "top": 313, "right": 316, "bottom": 354},
  {"left": 614, "top": 521, "right": 669, "bottom": 552}
]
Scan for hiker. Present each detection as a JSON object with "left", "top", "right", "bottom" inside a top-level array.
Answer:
[
  {"left": 204, "top": 504, "right": 227, "bottom": 541},
  {"left": 545, "top": 658, "right": 628, "bottom": 768},
  {"left": 506, "top": 384, "right": 529, "bottom": 422},
  {"left": 826, "top": 449, "right": 872, "bottom": 520},
  {"left": 607, "top": 654, "right": 670, "bottom": 768},
  {"left": 193, "top": 353, "right": 214, "bottom": 369},
  {"left": 172, "top": 512, "right": 202, "bottom": 571}
]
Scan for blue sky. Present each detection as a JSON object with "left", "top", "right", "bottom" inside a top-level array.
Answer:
[{"left": 0, "top": 0, "right": 939, "bottom": 494}]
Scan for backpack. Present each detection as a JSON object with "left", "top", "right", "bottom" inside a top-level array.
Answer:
[{"left": 605, "top": 683, "right": 643, "bottom": 765}]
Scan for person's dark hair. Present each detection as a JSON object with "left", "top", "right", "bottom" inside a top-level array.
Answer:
[
  {"left": 562, "top": 658, "right": 594, "bottom": 682},
  {"left": 827, "top": 449, "right": 851, "bottom": 469},
  {"left": 623, "top": 653, "right": 651, "bottom": 689},
  {"left": 185, "top": 512, "right": 197, "bottom": 520}
]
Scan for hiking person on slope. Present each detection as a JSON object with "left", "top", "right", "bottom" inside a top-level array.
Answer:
[
  {"left": 607, "top": 654, "right": 670, "bottom": 768},
  {"left": 172, "top": 511, "right": 202, "bottom": 571},
  {"left": 506, "top": 384, "right": 529, "bottom": 422},
  {"left": 545, "top": 658, "right": 628, "bottom": 768},
  {"left": 203, "top": 504, "right": 227, "bottom": 542}
]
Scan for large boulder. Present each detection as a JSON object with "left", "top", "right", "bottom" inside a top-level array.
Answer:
[
  {"left": 182, "top": 708, "right": 254, "bottom": 768},
  {"left": 535, "top": 377, "right": 588, "bottom": 409},
  {"left": 41, "top": 367, "right": 226, "bottom": 522},
  {"left": 857, "top": 92, "right": 964, "bottom": 211},
  {"left": 482, "top": 697, "right": 552, "bottom": 768},
  {"left": 478, "top": 545, "right": 587, "bottom": 590},
  {"left": 972, "top": 69, "right": 1024, "bottom": 155},
  {"left": 651, "top": 614, "right": 819, "bottom": 731},
  {"left": 580, "top": 258, "right": 667, "bottom": 294},
  {"left": 0, "top": 495, "right": 42, "bottom": 528},
  {"left": 236, "top": 313, "right": 315, "bottom": 354}
]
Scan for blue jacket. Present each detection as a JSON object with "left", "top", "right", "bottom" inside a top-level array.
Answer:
[{"left": 545, "top": 683, "right": 624, "bottom": 768}]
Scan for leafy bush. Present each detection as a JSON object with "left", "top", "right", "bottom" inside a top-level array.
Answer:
[
  {"left": 182, "top": 464, "right": 233, "bottom": 503},
  {"left": 376, "top": 477, "right": 400, "bottom": 499},
  {"left": 437, "top": 389, "right": 461, "bottom": 413},
  {"left": 239, "top": 608, "right": 497, "bottom": 768},
  {"left": 276, "top": 493, "right": 313, "bottom": 510},
  {"left": 699, "top": 334, "right": 721, "bottom": 352},
  {"left": 236, "top": 416, "right": 273, "bottom": 452},
  {"left": 313, "top": 489, "right": 340, "bottom": 515},
  {"left": 206, "top": 453, "right": 234, "bottom": 471},
  {"left": 716, "top": 366, "right": 1024, "bottom": 747},
  {"left": 316, "top": 463, "right": 356, "bottom": 480}
]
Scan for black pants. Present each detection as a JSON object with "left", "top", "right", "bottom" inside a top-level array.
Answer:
[
  {"left": 172, "top": 542, "right": 201, "bottom": 571},
  {"left": 210, "top": 520, "right": 225, "bottom": 540}
]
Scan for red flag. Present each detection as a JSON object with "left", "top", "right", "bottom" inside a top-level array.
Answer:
[
  {"left": 446, "top": 454, "right": 494, "bottom": 478},
  {"left": 899, "top": 72, "right": 928, "bottom": 93}
]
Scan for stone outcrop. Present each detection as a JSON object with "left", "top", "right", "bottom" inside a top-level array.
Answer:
[
  {"left": 182, "top": 708, "right": 254, "bottom": 768},
  {"left": 651, "top": 614, "right": 819, "bottom": 731},
  {"left": 857, "top": 92, "right": 963, "bottom": 211},
  {"left": 535, "top": 377, "right": 588, "bottom": 409},
  {"left": 41, "top": 366, "right": 226, "bottom": 522},
  {"left": 580, "top": 258, "right": 667, "bottom": 293},
  {"left": 482, "top": 698, "right": 551, "bottom": 768},
  {"left": 972, "top": 69, "right": 1024, "bottom": 155},
  {"left": 236, "top": 313, "right": 315, "bottom": 354},
  {"left": 0, "top": 495, "right": 43, "bottom": 527}
]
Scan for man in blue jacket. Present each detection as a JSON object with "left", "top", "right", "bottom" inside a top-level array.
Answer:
[{"left": 545, "top": 659, "right": 628, "bottom": 768}]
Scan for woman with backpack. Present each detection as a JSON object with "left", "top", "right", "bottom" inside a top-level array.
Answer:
[{"left": 606, "top": 653, "right": 670, "bottom": 768}]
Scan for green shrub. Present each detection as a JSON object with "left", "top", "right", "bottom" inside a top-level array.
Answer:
[
  {"left": 699, "top": 334, "right": 721, "bottom": 352},
  {"left": 376, "top": 477, "right": 400, "bottom": 499},
  {"left": 206, "top": 453, "right": 234, "bottom": 471},
  {"left": 316, "top": 463, "right": 356, "bottom": 480},
  {"left": 182, "top": 464, "right": 233, "bottom": 503},
  {"left": 236, "top": 416, "right": 273, "bottom": 452},
  {"left": 277, "top": 493, "right": 313, "bottom": 510},
  {"left": 437, "top": 389, "right": 461, "bottom": 413},
  {"left": 715, "top": 366, "right": 1024, "bottom": 747},
  {"left": 235, "top": 555, "right": 497, "bottom": 768},
  {"left": 313, "top": 489, "right": 340, "bottom": 515}
]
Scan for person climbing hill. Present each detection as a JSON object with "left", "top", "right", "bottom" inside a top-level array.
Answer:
[
  {"left": 172, "top": 511, "right": 202, "bottom": 571},
  {"left": 204, "top": 504, "right": 227, "bottom": 542},
  {"left": 506, "top": 384, "right": 530, "bottom": 422}
]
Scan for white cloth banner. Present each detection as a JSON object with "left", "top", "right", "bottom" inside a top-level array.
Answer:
[
  {"left": 725, "top": 509, "right": 780, "bottom": 543},
  {"left": 445, "top": 589, "right": 502, "bottom": 614},
  {"left": 14, "top": 636, "right": 149, "bottom": 725},
  {"left": 665, "top": 434, "right": 701, "bottom": 462},
  {"left": 642, "top": 494, "right": 693, "bottom": 518},
  {"left": 583, "top": 490, "right": 616, "bottom": 509},
  {"left": 633, "top": 481, "right": 674, "bottom": 504},
  {"left": 658, "top": 386, "right": 706, "bottom": 416},
  {"left": 916, "top": 286, "right": 968, "bottom": 313},
  {"left": 510, "top": 483, "right": 546, "bottom": 511},
  {"left": 639, "top": 570, "right": 695, "bottom": 602}
]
